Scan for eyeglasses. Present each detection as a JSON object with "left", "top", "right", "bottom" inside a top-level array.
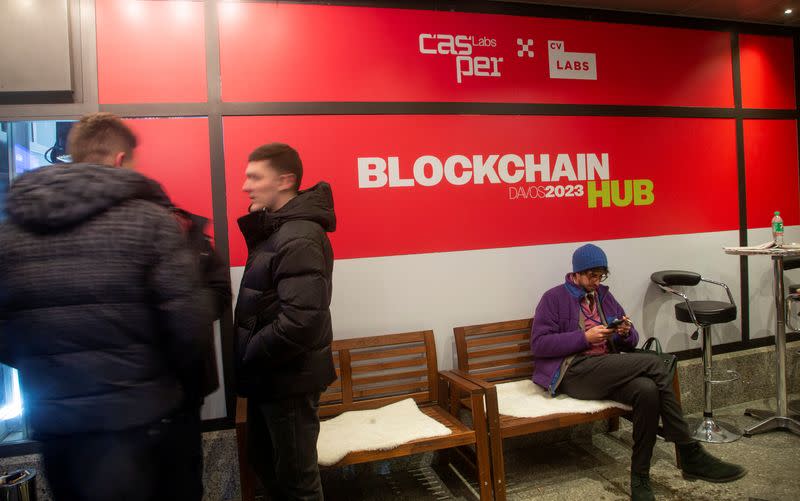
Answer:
[{"left": 582, "top": 270, "right": 608, "bottom": 282}]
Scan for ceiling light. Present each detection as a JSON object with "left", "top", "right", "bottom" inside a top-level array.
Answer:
[{"left": 785, "top": 8, "right": 793, "bottom": 14}]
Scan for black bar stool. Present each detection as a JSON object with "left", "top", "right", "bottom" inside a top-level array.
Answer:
[{"left": 651, "top": 270, "right": 741, "bottom": 443}]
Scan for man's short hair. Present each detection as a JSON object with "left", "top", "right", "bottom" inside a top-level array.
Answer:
[
  {"left": 67, "top": 112, "right": 137, "bottom": 164},
  {"left": 248, "top": 143, "right": 303, "bottom": 192}
]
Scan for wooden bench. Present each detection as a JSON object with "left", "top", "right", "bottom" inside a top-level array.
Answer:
[
  {"left": 453, "top": 318, "right": 681, "bottom": 501},
  {"left": 236, "top": 330, "right": 494, "bottom": 500}
]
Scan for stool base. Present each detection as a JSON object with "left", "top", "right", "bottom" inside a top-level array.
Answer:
[
  {"left": 743, "top": 409, "right": 800, "bottom": 437},
  {"left": 687, "top": 416, "right": 741, "bottom": 443}
]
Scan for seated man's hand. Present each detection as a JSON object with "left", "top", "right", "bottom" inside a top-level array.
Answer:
[
  {"left": 616, "top": 316, "right": 632, "bottom": 337},
  {"left": 585, "top": 325, "right": 613, "bottom": 344}
]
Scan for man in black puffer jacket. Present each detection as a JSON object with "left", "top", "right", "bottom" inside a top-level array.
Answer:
[
  {"left": 0, "top": 113, "right": 212, "bottom": 501},
  {"left": 235, "top": 143, "right": 336, "bottom": 501}
]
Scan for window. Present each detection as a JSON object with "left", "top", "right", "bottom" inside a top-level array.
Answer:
[{"left": 0, "top": 120, "right": 74, "bottom": 443}]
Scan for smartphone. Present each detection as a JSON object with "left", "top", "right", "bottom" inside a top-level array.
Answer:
[{"left": 606, "top": 317, "right": 625, "bottom": 329}]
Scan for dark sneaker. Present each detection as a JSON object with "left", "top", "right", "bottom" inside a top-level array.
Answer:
[
  {"left": 678, "top": 442, "right": 747, "bottom": 482},
  {"left": 631, "top": 472, "right": 655, "bottom": 501}
]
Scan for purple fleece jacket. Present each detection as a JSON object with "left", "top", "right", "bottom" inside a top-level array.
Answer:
[{"left": 530, "top": 274, "right": 639, "bottom": 394}]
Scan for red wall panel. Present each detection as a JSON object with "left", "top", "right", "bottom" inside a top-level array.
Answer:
[
  {"left": 224, "top": 115, "right": 738, "bottom": 266},
  {"left": 125, "top": 118, "right": 214, "bottom": 236},
  {"left": 744, "top": 119, "right": 800, "bottom": 229},
  {"left": 96, "top": 0, "right": 207, "bottom": 103},
  {"left": 740, "top": 34, "right": 796, "bottom": 109},
  {"left": 218, "top": 3, "right": 733, "bottom": 107}
]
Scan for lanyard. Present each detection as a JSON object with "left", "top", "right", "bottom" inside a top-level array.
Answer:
[{"left": 580, "top": 295, "right": 600, "bottom": 319}]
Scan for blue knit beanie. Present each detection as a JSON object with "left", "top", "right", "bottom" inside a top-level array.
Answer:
[{"left": 572, "top": 244, "right": 608, "bottom": 273}]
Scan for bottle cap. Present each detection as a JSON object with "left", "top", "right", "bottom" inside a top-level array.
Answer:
[{"left": 775, "top": 211, "right": 780, "bottom": 215}]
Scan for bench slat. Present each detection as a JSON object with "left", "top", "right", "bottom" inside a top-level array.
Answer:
[
  {"left": 459, "top": 319, "right": 532, "bottom": 337},
  {"left": 468, "top": 354, "right": 534, "bottom": 371},
  {"left": 350, "top": 344, "right": 425, "bottom": 361},
  {"left": 352, "top": 380, "right": 429, "bottom": 399},
  {"left": 319, "top": 391, "right": 431, "bottom": 418},
  {"left": 352, "top": 369, "right": 428, "bottom": 386},
  {"left": 470, "top": 365, "right": 533, "bottom": 381},
  {"left": 332, "top": 331, "right": 431, "bottom": 350},
  {"left": 320, "top": 391, "right": 342, "bottom": 404},
  {"left": 466, "top": 331, "right": 528, "bottom": 348},
  {"left": 351, "top": 356, "right": 426, "bottom": 373},
  {"left": 469, "top": 342, "right": 531, "bottom": 359}
]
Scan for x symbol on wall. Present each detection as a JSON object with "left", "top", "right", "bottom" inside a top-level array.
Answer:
[{"left": 517, "top": 38, "right": 534, "bottom": 58}]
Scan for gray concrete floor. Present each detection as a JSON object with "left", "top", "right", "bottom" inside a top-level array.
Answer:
[{"left": 321, "top": 394, "right": 800, "bottom": 501}]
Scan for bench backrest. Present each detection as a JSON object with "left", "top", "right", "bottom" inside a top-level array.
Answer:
[
  {"left": 453, "top": 318, "right": 534, "bottom": 383},
  {"left": 319, "top": 330, "right": 438, "bottom": 418}
]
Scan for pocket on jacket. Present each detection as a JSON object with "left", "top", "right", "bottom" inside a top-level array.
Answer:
[{"left": 235, "top": 322, "right": 256, "bottom": 367}]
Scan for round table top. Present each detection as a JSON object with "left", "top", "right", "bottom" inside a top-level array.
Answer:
[{"left": 723, "top": 245, "right": 800, "bottom": 256}]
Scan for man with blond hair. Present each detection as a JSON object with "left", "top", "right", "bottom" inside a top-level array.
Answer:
[{"left": 0, "top": 113, "right": 212, "bottom": 501}]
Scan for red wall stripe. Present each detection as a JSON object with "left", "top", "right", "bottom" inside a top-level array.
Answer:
[
  {"left": 223, "top": 115, "right": 738, "bottom": 265},
  {"left": 744, "top": 119, "right": 800, "bottom": 230},
  {"left": 739, "top": 34, "right": 796, "bottom": 110},
  {"left": 218, "top": 3, "right": 733, "bottom": 107},
  {"left": 96, "top": 0, "right": 207, "bottom": 104},
  {"left": 125, "top": 117, "right": 215, "bottom": 237}
]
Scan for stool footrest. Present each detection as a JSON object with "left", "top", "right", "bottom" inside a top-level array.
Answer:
[{"left": 707, "top": 369, "right": 740, "bottom": 384}]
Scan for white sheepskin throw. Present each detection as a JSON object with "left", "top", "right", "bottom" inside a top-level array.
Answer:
[
  {"left": 317, "top": 398, "right": 452, "bottom": 466},
  {"left": 495, "top": 379, "right": 631, "bottom": 418}
]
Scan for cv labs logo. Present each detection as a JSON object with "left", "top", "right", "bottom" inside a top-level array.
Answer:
[{"left": 548, "top": 40, "right": 597, "bottom": 80}]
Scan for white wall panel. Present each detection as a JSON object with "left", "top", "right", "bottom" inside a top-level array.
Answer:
[
  {"left": 199, "top": 321, "right": 227, "bottom": 420},
  {"left": 231, "top": 229, "right": 755, "bottom": 371}
]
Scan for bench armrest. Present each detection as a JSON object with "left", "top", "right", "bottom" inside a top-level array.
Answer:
[
  {"left": 439, "top": 369, "right": 483, "bottom": 393},
  {"left": 440, "top": 370, "right": 501, "bottom": 438},
  {"left": 437, "top": 370, "right": 490, "bottom": 429},
  {"left": 449, "top": 369, "right": 497, "bottom": 390}
]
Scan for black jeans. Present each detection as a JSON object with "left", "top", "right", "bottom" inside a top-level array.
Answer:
[
  {"left": 559, "top": 353, "right": 694, "bottom": 475},
  {"left": 166, "top": 407, "right": 204, "bottom": 501},
  {"left": 42, "top": 409, "right": 202, "bottom": 501},
  {"left": 247, "top": 392, "right": 324, "bottom": 501}
]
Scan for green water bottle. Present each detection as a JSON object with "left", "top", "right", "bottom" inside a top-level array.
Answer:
[{"left": 771, "top": 211, "right": 784, "bottom": 246}]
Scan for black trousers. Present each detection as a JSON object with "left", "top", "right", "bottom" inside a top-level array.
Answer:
[
  {"left": 247, "top": 392, "right": 324, "bottom": 501},
  {"left": 559, "top": 353, "right": 694, "bottom": 475},
  {"left": 42, "top": 409, "right": 202, "bottom": 501},
  {"left": 168, "top": 408, "right": 204, "bottom": 501}
]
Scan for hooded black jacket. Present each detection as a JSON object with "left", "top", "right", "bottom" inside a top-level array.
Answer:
[
  {"left": 173, "top": 208, "right": 232, "bottom": 406},
  {"left": 234, "top": 182, "right": 337, "bottom": 399},
  {"left": 0, "top": 164, "right": 211, "bottom": 438}
]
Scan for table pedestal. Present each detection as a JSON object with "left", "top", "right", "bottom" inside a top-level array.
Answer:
[{"left": 742, "top": 255, "right": 800, "bottom": 437}]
